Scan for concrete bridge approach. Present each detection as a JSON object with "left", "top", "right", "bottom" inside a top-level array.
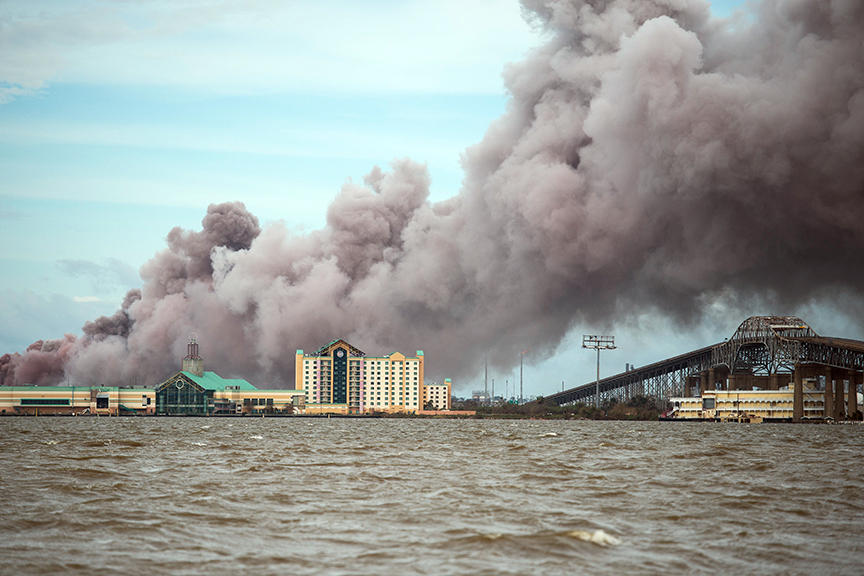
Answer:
[{"left": 545, "top": 316, "right": 863, "bottom": 421}]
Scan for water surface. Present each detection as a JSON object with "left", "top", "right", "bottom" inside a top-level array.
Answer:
[{"left": 1, "top": 418, "right": 861, "bottom": 575}]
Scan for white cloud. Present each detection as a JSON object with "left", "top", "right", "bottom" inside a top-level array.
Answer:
[
  {"left": 0, "top": 118, "right": 462, "bottom": 162},
  {"left": 0, "top": 3, "right": 133, "bottom": 99},
  {"left": 0, "top": 289, "right": 115, "bottom": 352},
  {"left": 72, "top": 296, "right": 101, "bottom": 303},
  {"left": 0, "top": 0, "right": 540, "bottom": 101},
  {"left": 57, "top": 258, "right": 140, "bottom": 294}
]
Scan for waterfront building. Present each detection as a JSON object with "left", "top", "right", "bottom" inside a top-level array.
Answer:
[
  {"left": 471, "top": 390, "right": 491, "bottom": 405},
  {"left": 296, "top": 339, "right": 440, "bottom": 415},
  {"left": 0, "top": 385, "right": 154, "bottom": 416},
  {"left": 155, "top": 337, "right": 304, "bottom": 415},
  {"left": 423, "top": 379, "right": 451, "bottom": 410},
  {"left": 669, "top": 378, "right": 862, "bottom": 422},
  {"left": 1, "top": 337, "right": 304, "bottom": 416},
  {"left": 154, "top": 371, "right": 304, "bottom": 416},
  {"left": 0, "top": 377, "right": 302, "bottom": 417}
]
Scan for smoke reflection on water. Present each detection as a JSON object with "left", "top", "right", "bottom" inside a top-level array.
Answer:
[{"left": 0, "top": 419, "right": 861, "bottom": 575}]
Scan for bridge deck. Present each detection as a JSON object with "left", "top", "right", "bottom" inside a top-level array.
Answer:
[
  {"left": 545, "top": 343, "right": 719, "bottom": 406},
  {"left": 545, "top": 322, "right": 864, "bottom": 407}
]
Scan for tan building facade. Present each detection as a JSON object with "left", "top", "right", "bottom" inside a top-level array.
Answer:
[
  {"left": 0, "top": 386, "right": 155, "bottom": 416},
  {"left": 297, "top": 339, "right": 449, "bottom": 415},
  {"left": 423, "top": 379, "right": 451, "bottom": 410},
  {"left": 670, "top": 378, "right": 860, "bottom": 422},
  {"left": 1, "top": 338, "right": 304, "bottom": 416}
]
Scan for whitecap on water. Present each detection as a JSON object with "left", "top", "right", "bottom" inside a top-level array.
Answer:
[
  {"left": 540, "top": 432, "right": 558, "bottom": 437},
  {"left": 250, "top": 435, "right": 263, "bottom": 440},
  {"left": 190, "top": 442, "right": 207, "bottom": 447},
  {"left": 567, "top": 529, "right": 621, "bottom": 547}
]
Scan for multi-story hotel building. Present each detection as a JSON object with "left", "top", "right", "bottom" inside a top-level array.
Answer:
[
  {"left": 423, "top": 379, "right": 451, "bottom": 410},
  {"left": 296, "top": 339, "right": 434, "bottom": 415}
]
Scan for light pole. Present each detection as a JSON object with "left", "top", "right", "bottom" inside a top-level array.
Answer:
[
  {"left": 583, "top": 335, "right": 616, "bottom": 409},
  {"left": 484, "top": 354, "right": 488, "bottom": 404}
]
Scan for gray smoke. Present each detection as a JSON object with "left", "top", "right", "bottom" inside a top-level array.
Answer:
[{"left": 2, "top": 0, "right": 863, "bottom": 388}]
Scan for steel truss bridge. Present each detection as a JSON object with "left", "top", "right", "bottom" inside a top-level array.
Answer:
[{"left": 545, "top": 316, "right": 864, "bottom": 409}]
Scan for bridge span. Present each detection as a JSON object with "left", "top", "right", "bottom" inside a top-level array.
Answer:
[{"left": 545, "top": 316, "right": 863, "bottom": 421}]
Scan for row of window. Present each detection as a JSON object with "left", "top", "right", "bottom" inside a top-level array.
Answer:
[
  {"left": 305, "top": 379, "right": 421, "bottom": 383},
  {"left": 244, "top": 398, "right": 274, "bottom": 406},
  {"left": 336, "top": 373, "right": 419, "bottom": 377},
  {"left": 304, "top": 360, "right": 420, "bottom": 368}
]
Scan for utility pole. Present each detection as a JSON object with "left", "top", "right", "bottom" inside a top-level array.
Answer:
[
  {"left": 492, "top": 378, "right": 495, "bottom": 404},
  {"left": 520, "top": 350, "right": 528, "bottom": 404},
  {"left": 583, "top": 335, "right": 616, "bottom": 409}
]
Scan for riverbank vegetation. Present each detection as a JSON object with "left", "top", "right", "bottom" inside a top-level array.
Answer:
[{"left": 461, "top": 395, "right": 661, "bottom": 420}]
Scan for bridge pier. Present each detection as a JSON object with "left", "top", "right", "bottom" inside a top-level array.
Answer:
[
  {"left": 684, "top": 376, "right": 696, "bottom": 397},
  {"left": 700, "top": 372, "right": 708, "bottom": 396},
  {"left": 834, "top": 375, "right": 846, "bottom": 420},
  {"left": 794, "top": 365, "right": 804, "bottom": 422},
  {"left": 850, "top": 371, "right": 860, "bottom": 418},
  {"left": 717, "top": 366, "right": 729, "bottom": 390},
  {"left": 823, "top": 367, "right": 834, "bottom": 419}
]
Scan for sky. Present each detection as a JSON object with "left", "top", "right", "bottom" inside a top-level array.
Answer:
[{"left": 4, "top": 0, "right": 838, "bottom": 397}]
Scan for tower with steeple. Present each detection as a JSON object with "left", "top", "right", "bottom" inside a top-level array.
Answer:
[{"left": 182, "top": 333, "right": 204, "bottom": 376}]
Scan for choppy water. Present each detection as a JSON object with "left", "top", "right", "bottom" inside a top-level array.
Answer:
[{"left": 0, "top": 418, "right": 862, "bottom": 575}]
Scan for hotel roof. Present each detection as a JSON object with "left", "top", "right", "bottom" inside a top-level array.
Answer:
[{"left": 310, "top": 339, "right": 366, "bottom": 357}]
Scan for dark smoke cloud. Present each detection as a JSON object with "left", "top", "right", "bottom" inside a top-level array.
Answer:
[
  {"left": 2, "top": 0, "right": 863, "bottom": 388},
  {"left": 1, "top": 335, "right": 77, "bottom": 386},
  {"left": 81, "top": 289, "right": 141, "bottom": 341}
]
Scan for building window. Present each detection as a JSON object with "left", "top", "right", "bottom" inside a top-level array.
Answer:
[{"left": 21, "top": 398, "right": 71, "bottom": 406}]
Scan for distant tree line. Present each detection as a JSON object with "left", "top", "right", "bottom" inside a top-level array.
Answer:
[{"left": 463, "top": 395, "right": 661, "bottom": 420}]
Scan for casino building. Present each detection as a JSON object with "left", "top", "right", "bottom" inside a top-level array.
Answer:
[
  {"left": 296, "top": 339, "right": 434, "bottom": 415},
  {"left": 0, "top": 337, "right": 304, "bottom": 416},
  {"left": 154, "top": 337, "right": 304, "bottom": 415}
]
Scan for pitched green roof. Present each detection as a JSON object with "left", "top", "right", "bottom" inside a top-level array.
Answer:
[{"left": 181, "top": 371, "right": 258, "bottom": 391}]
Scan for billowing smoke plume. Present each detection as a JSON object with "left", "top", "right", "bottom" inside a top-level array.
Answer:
[{"left": 2, "top": 0, "right": 863, "bottom": 388}]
